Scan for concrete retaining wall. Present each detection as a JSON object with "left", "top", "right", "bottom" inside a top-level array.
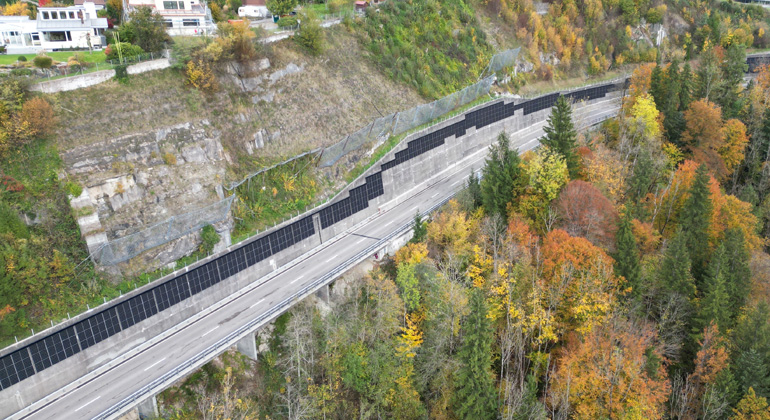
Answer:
[{"left": 30, "top": 58, "right": 171, "bottom": 94}]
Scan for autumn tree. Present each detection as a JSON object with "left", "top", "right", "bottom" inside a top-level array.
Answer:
[
  {"left": 481, "top": 132, "right": 522, "bottom": 219},
  {"left": 540, "top": 229, "right": 619, "bottom": 334},
  {"left": 731, "top": 388, "right": 770, "bottom": 420},
  {"left": 453, "top": 288, "right": 497, "bottom": 420},
  {"left": 266, "top": 0, "right": 297, "bottom": 16},
  {"left": 720, "top": 119, "right": 750, "bottom": 177},
  {"left": 2, "top": 2, "right": 29, "bottom": 16},
  {"left": 549, "top": 317, "right": 670, "bottom": 419},
  {"left": 682, "top": 99, "right": 728, "bottom": 179},
  {"left": 554, "top": 180, "right": 618, "bottom": 248},
  {"left": 542, "top": 96, "right": 580, "bottom": 178}
]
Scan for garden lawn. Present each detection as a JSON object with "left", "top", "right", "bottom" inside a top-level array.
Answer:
[{"left": 0, "top": 50, "right": 107, "bottom": 65}]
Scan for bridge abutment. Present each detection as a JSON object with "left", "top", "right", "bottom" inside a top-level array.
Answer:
[{"left": 137, "top": 394, "right": 159, "bottom": 419}]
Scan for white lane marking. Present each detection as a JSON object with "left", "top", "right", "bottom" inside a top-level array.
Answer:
[
  {"left": 291, "top": 274, "right": 305, "bottom": 284},
  {"left": 143, "top": 357, "right": 166, "bottom": 372},
  {"left": 432, "top": 192, "right": 440, "bottom": 198},
  {"left": 75, "top": 396, "right": 101, "bottom": 412},
  {"left": 411, "top": 206, "right": 419, "bottom": 212},
  {"left": 357, "top": 238, "right": 366, "bottom": 244},
  {"left": 250, "top": 298, "right": 265, "bottom": 309},
  {"left": 201, "top": 326, "right": 218, "bottom": 337},
  {"left": 326, "top": 255, "right": 338, "bottom": 263}
]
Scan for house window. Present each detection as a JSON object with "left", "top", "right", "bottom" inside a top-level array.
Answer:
[
  {"left": 162, "top": 1, "right": 184, "bottom": 9},
  {"left": 41, "top": 11, "right": 49, "bottom": 19},
  {"left": 163, "top": 19, "right": 173, "bottom": 27},
  {"left": 46, "top": 31, "right": 68, "bottom": 42},
  {"left": 182, "top": 18, "right": 199, "bottom": 26},
  {"left": 50, "top": 11, "right": 58, "bottom": 19},
  {"left": 68, "top": 11, "right": 75, "bottom": 19}
]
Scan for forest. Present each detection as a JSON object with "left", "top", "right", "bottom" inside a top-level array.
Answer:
[{"left": 157, "top": 34, "right": 770, "bottom": 418}]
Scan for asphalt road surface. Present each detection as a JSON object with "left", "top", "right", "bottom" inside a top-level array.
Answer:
[{"left": 15, "top": 97, "right": 620, "bottom": 420}]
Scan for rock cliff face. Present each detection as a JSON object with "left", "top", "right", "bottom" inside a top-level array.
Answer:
[{"left": 62, "top": 121, "right": 230, "bottom": 274}]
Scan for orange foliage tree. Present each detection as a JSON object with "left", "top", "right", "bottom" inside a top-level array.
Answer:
[
  {"left": 682, "top": 99, "right": 728, "bottom": 180},
  {"left": 540, "top": 229, "right": 620, "bottom": 335},
  {"left": 20, "top": 97, "right": 56, "bottom": 139},
  {"left": 555, "top": 180, "right": 618, "bottom": 249},
  {"left": 549, "top": 317, "right": 670, "bottom": 419}
]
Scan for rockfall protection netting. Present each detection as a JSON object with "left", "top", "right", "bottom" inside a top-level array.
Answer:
[
  {"left": 318, "top": 48, "right": 521, "bottom": 167},
  {"left": 91, "top": 48, "right": 522, "bottom": 265},
  {"left": 94, "top": 195, "right": 236, "bottom": 265}
]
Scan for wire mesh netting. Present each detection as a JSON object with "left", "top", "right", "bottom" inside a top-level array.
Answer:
[
  {"left": 319, "top": 48, "right": 519, "bottom": 167},
  {"left": 95, "top": 196, "right": 236, "bottom": 265},
  {"left": 487, "top": 47, "right": 521, "bottom": 74}
]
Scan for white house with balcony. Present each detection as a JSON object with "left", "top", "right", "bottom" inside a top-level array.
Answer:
[
  {"left": 37, "top": 2, "right": 108, "bottom": 50},
  {"left": 126, "top": 0, "right": 213, "bottom": 36},
  {"left": 0, "top": 2, "right": 107, "bottom": 54}
]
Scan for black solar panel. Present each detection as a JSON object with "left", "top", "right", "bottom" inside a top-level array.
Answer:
[{"left": 0, "top": 349, "right": 35, "bottom": 390}]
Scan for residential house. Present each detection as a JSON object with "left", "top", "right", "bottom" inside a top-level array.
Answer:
[
  {"left": 0, "top": 2, "right": 107, "bottom": 54},
  {"left": 238, "top": 0, "right": 268, "bottom": 19},
  {"left": 354, "top": 1, "right": 369, "bottom": 12},
  {"left": 126, "top": 0, "right": 213, "bottom": 36}
]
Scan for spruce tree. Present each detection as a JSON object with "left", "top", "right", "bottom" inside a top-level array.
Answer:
[
  {"left": 542, "top": 96, "right": 579, "bottom": 179},
  {"left": 679, "top": 164, "right": 713, "bottom": 284},
  {"left": 410, "top": 212, "right": 427, "bottom": 243},
  {"left": 680, "top": 63, "right": 694, "bottom": 111},
  {"left": 735, "top": 348, "right": 770, "bottom": 397},
  {"left": 697, "top": 244, "right": 731, "bottom": 331},
  {"left": 723, "top": 228, "right": 751, "bottom": 315},
  {"left": 481, "top": 133, "right": 522, "bottom": 219},
  {"left": 717, "top": 43, "right": 748, "bottom": 118},
  {"left": 658, "top": 228, "right": 696, "bottom": 300},
  {"left": 453, "top": 288, "right": 497, "bottom": 420},
  {"left": 466, "top": 169, "right": 483, "bottom": 210},
  {"left": 615, "top": 211, "right": 641, "bottom": 295}
]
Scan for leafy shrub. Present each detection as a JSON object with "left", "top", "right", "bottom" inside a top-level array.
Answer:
[
  {"left": 277, "top": 15, "right": 298, "bottom": 27},
  {"left": 170, "top": 36, "right": 206, "bottom": 69},
  {"left": 163, "top": 152, "right": 177, "bottom": 165},
  {"left": 21, "top": 97, "right": 56, "bottom": 138},
  {"left": 64, "top": 181, "right": 83, "bottom": 198},
  {"left": 0, "top": 202, "right": 29, "bottom": 239},
  {"left": 199, "top": 224, "right": 220, "bottom": 254},
  {"left": 32, "top": 55, "right": 53, "bottom": 70},
  {"left": 16, "top": 56, "right": 26, "bottom": 62},
  {"left": 294, "top": 13, "right": 324, "bottom": 55},
  {"left": 185, "top": 59, "right": 218, "bottom": 93},
  {"left": 9, "top": 69, "right": 32, "bottom": 76},
  {"left": 105, "top": 42, "right": 145, "bottom": 61},
  {"left": 114, "top": 63, "right": 129, "bottom": 81}
]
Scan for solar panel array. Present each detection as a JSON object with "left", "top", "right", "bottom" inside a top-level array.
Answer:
[{"left": 0, "top": 81, "right": 622, "bottom": 392}]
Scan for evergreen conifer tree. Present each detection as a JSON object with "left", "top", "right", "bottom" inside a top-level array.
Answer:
[
  {"left": 723, "top": 228, "right": 751, "bottom": 315},
  {"left": 453, "top": 288, "right": 497, "bottom": 420},
  {"left": 481, "top": 133, "right": 522, "bottom": 219},
  {"left": 679, "top": 164, "right": 713, "bottom": 284},
  {"left": 542, "top": 96, "right": 580, "bottom": 179},
  {"left": 680, "top": 63, "right": 694, "bottom": 111},
  {"left": 410, "top": 212, "right": 427, "bottom": 243},
  {"left": 698, "top": 244, "right": 731, "bottom": 331},
  {"left": 466, "top": 170, "right": 483, "bottom": 210},
  {"left": 735, "top": 348, "right": 770, "bottom": 397},
  {"left": 659, "top": 228, "right": 696, "bottom": 300},
  {"left": 615, "top": 211, "right": 641, "bottom": 295}
]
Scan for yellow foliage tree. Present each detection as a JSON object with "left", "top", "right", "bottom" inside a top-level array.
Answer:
[
  {"left": 3, "top": 2, "right": 29, "bottom": 16},
  {"left": 720, "top": 118, "right": 749, "bottom": 176}
]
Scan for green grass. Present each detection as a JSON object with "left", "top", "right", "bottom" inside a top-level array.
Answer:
[{"left": 0, "top": 50, "right": 107, "bottom": 65}]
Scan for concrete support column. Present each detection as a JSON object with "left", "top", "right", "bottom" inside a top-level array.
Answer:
[
  {"left": 137, "top": 394, "right": 159, "bottom": 419},
  {"left": 315, "top": 283, "right": 330, "bottom": 303},
  {"left": 312, "top": 214, "right": 324, "bottom": 244},
  {"left": 236, "top": 333, "right": 258, "bottom": 360}
]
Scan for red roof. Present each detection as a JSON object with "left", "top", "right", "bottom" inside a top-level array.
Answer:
[
  {"left": 241, "top": 0, "right": 266, "bottom": 5},
  {"left": 74, "top": 0, "right": 106, "bottom": 4}
]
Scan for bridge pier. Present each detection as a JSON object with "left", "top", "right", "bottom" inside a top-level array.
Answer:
[
  {"left": 236, "top": 333, "right": 258, "bottom": 360},
  {"left": 137, "top": 394, "right": 159, "bottom": 419},
  {"left": 315, "top": 283, "right": 330, "bottom": 303}
]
